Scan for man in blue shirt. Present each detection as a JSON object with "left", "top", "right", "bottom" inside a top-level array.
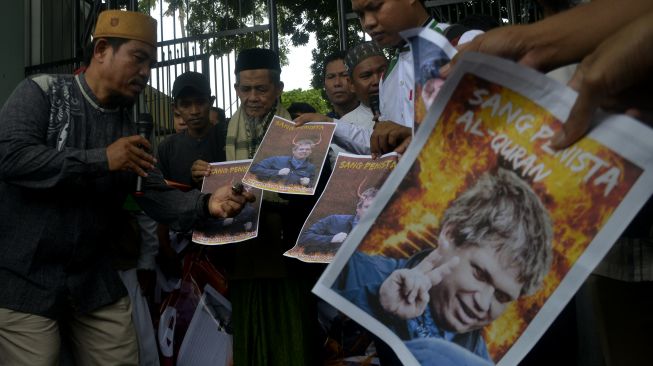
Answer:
[
  {"left": 249, "top": 139, "right": 317, "bottom": 187},
  {"left": 299, "top": 187, "right": 377, "bottom": 254},
  {"left": 334, "top": 169, "right": 553, "bottom": 365}
]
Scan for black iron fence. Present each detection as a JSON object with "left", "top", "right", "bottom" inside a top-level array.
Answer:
[
  {"left": 24, "top": 0, "right": 541, "bottom": 143},
  {"left": 24, "top": 0, "right": 275, "bottom": 146}
]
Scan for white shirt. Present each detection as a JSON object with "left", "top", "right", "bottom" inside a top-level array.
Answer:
[
  {"left": 331, "top": 104, "right": 375, "bottom": 158},
  {"left": 379, "top": 20, "right": 448, "bottom": 128},
  {"left": 379, "top": 48, "right": 414, "bottom": 128},
  {"left": 379, "top": 21, "right": 482, "bottom": 130}
]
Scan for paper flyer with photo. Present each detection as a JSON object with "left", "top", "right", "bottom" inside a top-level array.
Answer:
[
  {"left": 192, "top": 160, "right": 263, "bottom": 245},
  {"left": 313, "top": 52, "right": 653, "bottom": 366},
  {"left": 242, "top": 116, "right": 336, "bottom": 195},
  {"left": 176, "top": 284, "right": 233, "bottom": 366},
  {"left": 403, "top": 27, "right": 457, "bottom": 131},
  {"left": 285, "top": 152, "right": 399, "bottom": 263}
]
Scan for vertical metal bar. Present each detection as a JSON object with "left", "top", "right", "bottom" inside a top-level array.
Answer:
[
  {"left": 212, "top": 54, "right": 217, "bottom": 107},
  {"left": 41, "top": 0, "right": 45, "bottom": 64},
  {"left": 220, "top": 53, "right": 226, "bottom": 116},
  {"left": 508, "top": 0, "right": 516, "bottom": 24},
  {"left": 163, "top": 50, "right": 171, "bottom": 133},
  {"left": 172, "top": 8, "right": 177, "bottom": 41},
  {"left": 62, "top": 1, "right": 66, "bottom": 60},
  {"left": 267, "top": 0, "right": 278, "bottom": 52},
  {"left": 73, "top": 0, "right": 79, "bottom": 62},
  {"left": 336, "top": 0, "right": 347, "bottom": 51},
  {"left": 26, "top": 0, "right": 32, "bottom": 75},
  {"left": 159, "top": 0, "right": 164, "bottom": 42},
  {"left": 227, "top": 51, "right": 234, "bottom": 115}
]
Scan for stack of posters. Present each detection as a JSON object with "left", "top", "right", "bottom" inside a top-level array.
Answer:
[
  {"left": 313, "top": 50, "right": 653, "bottom": 366},
  {"left": 285, "top": 152, "right": 399, "bottom": 263}
]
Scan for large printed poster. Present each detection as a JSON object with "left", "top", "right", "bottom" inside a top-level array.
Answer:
[{"left": 313, "top": 53, "right": 653, "bottom": 365}]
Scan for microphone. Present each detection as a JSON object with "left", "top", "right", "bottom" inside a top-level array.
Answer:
[
  {"left": 134, "top": 113, "right": 153, "bottom": 197},
  {"left": 369, "top": 94, "right": 380, "bottom": 121}
]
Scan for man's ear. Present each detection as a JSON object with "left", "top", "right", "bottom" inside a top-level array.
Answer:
[
  {"left": 276, "top": 81, "right": 284, "bottom": 98},
  {"left": 92, "top": 38, "right": 111, "bottom": 64}
]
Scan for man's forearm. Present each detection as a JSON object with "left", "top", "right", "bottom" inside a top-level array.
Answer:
[
  {"left": 137, "top": 168, "right": 205, "bottom": 232},
  {"left": 517, "top": 0, "right": 653, "bottom": 70},
  {"left": 333, "top": 122, "right": 372, "bottom": 155}
]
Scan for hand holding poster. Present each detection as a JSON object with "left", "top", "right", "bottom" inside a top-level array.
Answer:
[
  {"left": 313, "top": 52, "right": 653, "bottom": 365},
  {"left": 192, "top": 160, "right": 263, "bottom": 245},
  {"left": 285, "top": 152, "right": 399, "bottom": 263},
  {"left": 242, "top": 116, "right": 336, "bottom": 195}
]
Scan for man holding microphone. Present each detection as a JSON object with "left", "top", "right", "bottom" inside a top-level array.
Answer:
[{"left": 0, "top": 9, "right": 253, "bottom": 365}]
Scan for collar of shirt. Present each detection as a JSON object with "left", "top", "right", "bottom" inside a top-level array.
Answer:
[
  {"left": 290, "top": 157, "right": 305, "bottom": 168},
  {"left": 385, "top": 18, "right": 437, "bottom": 80}
]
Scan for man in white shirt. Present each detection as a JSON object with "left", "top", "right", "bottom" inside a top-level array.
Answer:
[
  {"left": 351, "top": 0, "right": 482, "bottom": 156},
  {"left": 296, "top": 42, "right": 388, "bottom": 158}
]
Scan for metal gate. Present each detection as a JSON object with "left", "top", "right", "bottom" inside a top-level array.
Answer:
[
  {"left": 24, "top": 0, "right": 277, "bottom": 143},
  {"left": 336, "top": 0, "right": 542, "bottom": 49}
]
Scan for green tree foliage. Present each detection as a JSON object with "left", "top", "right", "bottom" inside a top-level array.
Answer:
[{"left": 281, "top": 88, "right": 330, "bottom": 115}]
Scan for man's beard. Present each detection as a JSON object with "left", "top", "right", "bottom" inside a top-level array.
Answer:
[
  {"left": 245, "top": 112, "right": 270, "bottom": 140},
  {"left": 245, "top": 113, "right": 264, "bottom": 126},
  {"left": 107, "top": 93, "right": 136, "bottom": 108}
]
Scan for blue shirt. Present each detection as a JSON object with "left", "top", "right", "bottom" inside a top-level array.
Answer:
[{"left": 334, "top": 251, "right": 491, "bottom": 361}]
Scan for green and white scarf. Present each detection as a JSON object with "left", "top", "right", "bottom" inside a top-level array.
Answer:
[{"left": 226, "top": 101, "right": 292, "bottom": 161}]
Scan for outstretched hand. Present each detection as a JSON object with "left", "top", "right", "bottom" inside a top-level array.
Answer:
[
  {"left": 106, "top": 135, "right": 155, "bottom": 177},
  {"left": 191, "top": 159, "right": 211, "bottom": 184},
  {"left": 552, "top": 11, "right": 653, "bottom": 148},
  {"left": 208, "top": 185, "right": 256, "bottom": 218},
  {"left": 440, "top": 25, "right": 549, "bottom": 81},
  {"left": 370, "top": 121, "right": 412, "bottom": 158},
  {"left": 331, "top": 232, "right": 348, "bottom": 243},
  {"left": 379, "top": 245, "right": 459, "bottom": 319},
  {"left": 294, "top": 113, "right": 334, "bottom": 127}
]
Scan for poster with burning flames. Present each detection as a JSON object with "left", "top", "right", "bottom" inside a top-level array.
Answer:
[
  {"left": 192, "top": 160, "right": 263, "bottom": 245},
  {"left": 242, "top": 116, "right": 336, "bottom": 195},
  {"left": 313, "top": 53, "right": 653, "bottom": 366},
  {"left": 404, "top": 27, "right": 457, "bottom": 132},
  {"left": 285, "top": 152, "right": 399, "bottom": 263}
]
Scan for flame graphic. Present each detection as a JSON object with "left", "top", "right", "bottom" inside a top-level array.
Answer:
[{"left": 356, "top": 74, "right": 641, "bottom": 361}]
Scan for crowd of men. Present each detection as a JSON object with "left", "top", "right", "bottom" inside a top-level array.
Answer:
[{"left": 0, "top": 0, "right": 651, "bottom": 365}]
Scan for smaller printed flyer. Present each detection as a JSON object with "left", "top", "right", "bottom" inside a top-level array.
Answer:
[
  {"left": 242, "top": 116, "right": 336, "bottom": 195},
  {"left": 285, "top": 152, "right": 399, "bottom": 263},
  {"left": 192, "top": 160, "right": 263, "bottom": 245}
]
